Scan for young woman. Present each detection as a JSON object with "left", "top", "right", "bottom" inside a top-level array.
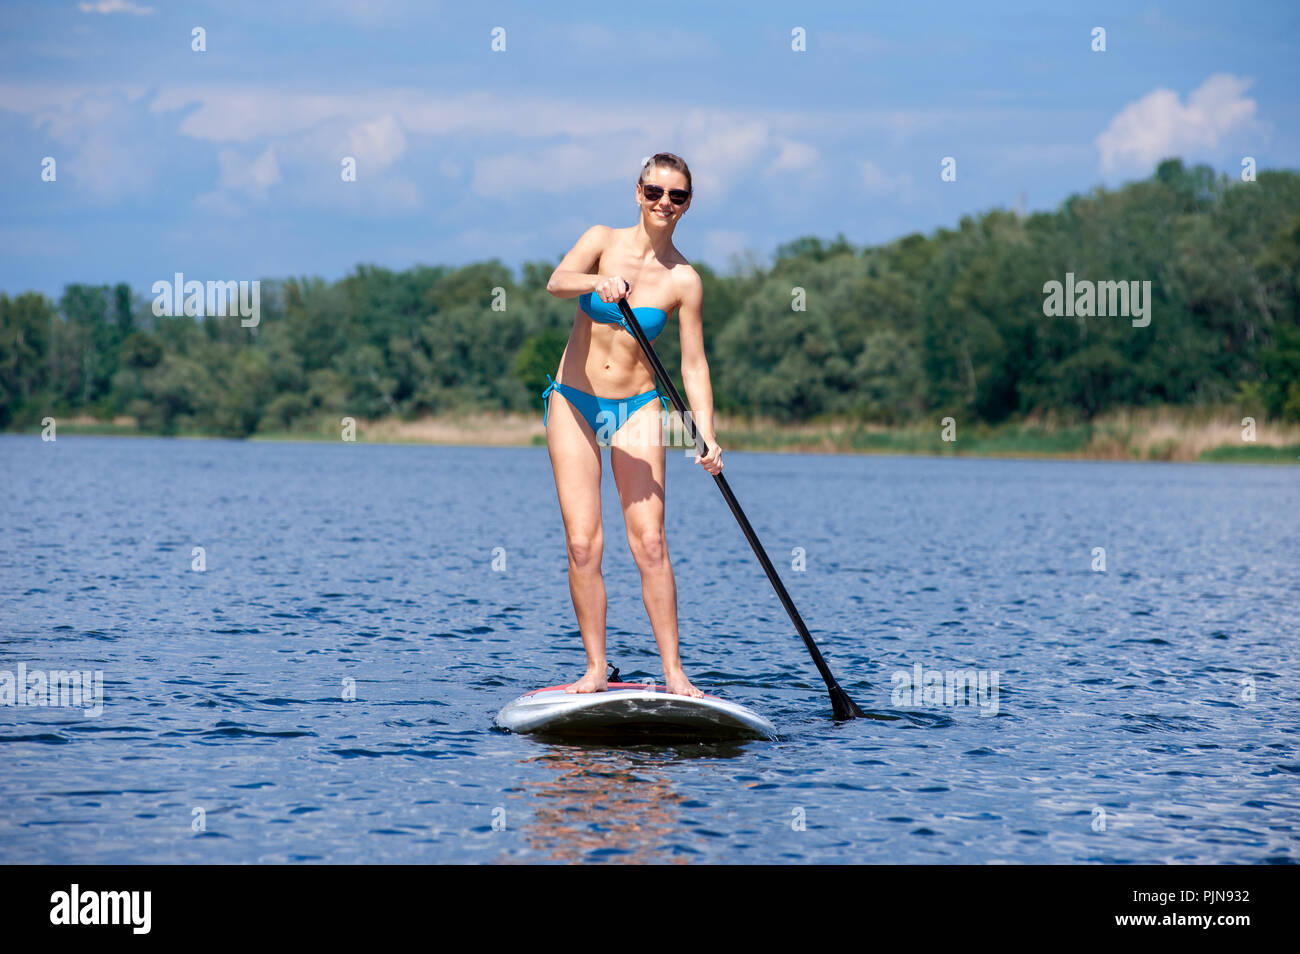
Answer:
[{"left": 542, "top": 153, "right": 723, "bottom": 698}]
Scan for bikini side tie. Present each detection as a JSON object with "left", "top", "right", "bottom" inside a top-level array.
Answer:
[{"left": 541, "top": 373, "right": 559, "bottom": 427}]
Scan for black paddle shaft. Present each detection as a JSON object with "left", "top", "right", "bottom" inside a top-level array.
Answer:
[{"left": 615, "top": 290, "right": 865, "bottom": 720}]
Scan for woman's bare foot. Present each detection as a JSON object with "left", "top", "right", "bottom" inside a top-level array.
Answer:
[
  {"left": 663, "top": 668, "right": 704, "bottom": 698},
  {"left": 565, "top": 667, "right": 608, "bottom": 694}
]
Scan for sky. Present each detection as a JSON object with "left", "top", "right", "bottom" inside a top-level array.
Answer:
[{"left": 1, "top": 0, "right": 1297, "bottom": 299}]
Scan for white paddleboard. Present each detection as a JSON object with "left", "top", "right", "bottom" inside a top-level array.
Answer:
[{"left": 495, "top": 682, "right": 777, "bottom": 741}]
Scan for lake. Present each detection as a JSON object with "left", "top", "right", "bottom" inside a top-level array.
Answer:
[{"left": 1, "top": 435, "right": 1297, "bottom": 863}]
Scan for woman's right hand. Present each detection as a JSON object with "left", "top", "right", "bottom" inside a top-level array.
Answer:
[{"left": 594, "top": 275, "right": 630, "bottom": 303}]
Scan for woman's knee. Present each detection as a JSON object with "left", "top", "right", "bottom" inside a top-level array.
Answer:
[
  {"left": 566, "top": 530, "right": 603, "bottom": 569},
  {"left": 628, "top": 526, "right": 668, "bottom": 567}
]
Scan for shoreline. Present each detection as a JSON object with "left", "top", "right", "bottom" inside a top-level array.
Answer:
[{"left": 12, "top": 408, "right": 1300, "bottom": 464}]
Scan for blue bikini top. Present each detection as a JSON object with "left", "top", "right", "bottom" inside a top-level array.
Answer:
[{"left": 579, "top": 292, "right": 668, "bottom": 341}]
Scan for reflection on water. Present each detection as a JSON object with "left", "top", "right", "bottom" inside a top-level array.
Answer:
[{"left": 504, "top": 742, "right": 754, "bottom": 864}]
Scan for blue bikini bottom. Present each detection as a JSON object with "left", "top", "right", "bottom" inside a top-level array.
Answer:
[{"left": 542, "top": 374, "right": 670, "bottom": 445}]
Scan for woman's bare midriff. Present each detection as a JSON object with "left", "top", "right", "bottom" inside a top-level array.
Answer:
[{"left": 555, "top": 230, "right": 685, "bottom": 398}]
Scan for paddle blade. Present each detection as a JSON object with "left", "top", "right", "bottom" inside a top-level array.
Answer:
[{"left": 830, "top": 685, "right": 866, "bottom": 720}]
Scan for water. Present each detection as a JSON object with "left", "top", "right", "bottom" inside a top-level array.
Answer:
[{"left": 1, "top": 435, "right": 1297, "bottom": 864}]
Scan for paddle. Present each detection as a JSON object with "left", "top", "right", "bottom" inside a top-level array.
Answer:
[{"left": 615, "top": 287, "right": 866, "bottom": 720}]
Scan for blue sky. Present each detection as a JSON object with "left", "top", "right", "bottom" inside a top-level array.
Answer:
[{"left": 2, "top": 0, "right": 1297, "bottom": 299}]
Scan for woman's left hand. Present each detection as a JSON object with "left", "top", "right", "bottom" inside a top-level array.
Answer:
[{"left": 695, "top": 441, "right": 723, "bottom": 475}]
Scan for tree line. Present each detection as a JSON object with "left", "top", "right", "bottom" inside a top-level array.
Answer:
[{"left": 2, "top": 159, "right": 1298, "bottom": 437}]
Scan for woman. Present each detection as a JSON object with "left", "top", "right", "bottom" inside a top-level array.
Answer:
[{"left": 542, "top": 152, "right": 723, "bottom": 698}]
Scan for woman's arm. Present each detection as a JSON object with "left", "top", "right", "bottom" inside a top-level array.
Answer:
[
  {"left": 677, "top": 268, "right": 722, "bottom": 473},
  {"left": 546, "top": 225, "right": 615, "bottom": 298}
]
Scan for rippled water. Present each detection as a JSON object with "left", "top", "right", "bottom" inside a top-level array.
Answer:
[{"left": 1, "top": 435, "right": 1297, "bottom": 863}]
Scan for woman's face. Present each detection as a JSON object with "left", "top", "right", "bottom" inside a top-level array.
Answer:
[{"left": 638, "top": 166, "right": 691, "bottom": 225}]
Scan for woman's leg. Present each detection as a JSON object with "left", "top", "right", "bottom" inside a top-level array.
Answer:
[
  {"left": 545, "top": 384, "right": 608, "bottom": 693},
  {"left": 610, "top": 398, "right": 703, "bottom": 698}
]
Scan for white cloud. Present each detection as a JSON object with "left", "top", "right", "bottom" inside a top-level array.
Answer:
[
  {"left": 152, "top": 88, "right": 353, "bottom": 143},
  {"left": 67, "top": 130, "right": 153, "bottom": 197},
  {"left": 28, "top": 88, "right": 144, "bottom": 140},
  {"left": 24, "top": 88, "right": 158, "bottom": 200},
  {"left": 148, "top": 87, "right": 636, "bottom": 143},
  {"left": 138, "top": 84, "right": 956, "bottom": 172},
  {"left": 0, "top": 82, "right": 144, "bottom": 116},
  {"left": 78, "top": 1, "right": 153, "bottom": 14},
  {"left": 139, "top": 84, "right": 912, "bottom": 204},
  {"left": 471, "top": 143, "right": 606, "bottom": 197},
  {"left": 1095, "top": 73, "right": 1261, "bottom": 173},
  {"left": 344, "top": 114, "right": 407, "bottom": 171},
  {"left": 677, "top": 110, "right": 770, "bottom": 196},
  {"left": 193, "top": 190, "right": 247, "bottom": 219},
  {"left": 216, "top": 145, "right": 281, "bottom": 194},
  {"left": 0, "top": 78, "right": 1019, "bottom": 217},
  {"left": 769, "top": 139, "right": 820, "bottom": 173},
  {"left": 858, "top": 159, "right": 913, "bottom": 195}
]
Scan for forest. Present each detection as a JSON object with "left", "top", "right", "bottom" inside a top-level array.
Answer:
[{"left": 2, "top": 159, "right": 1298, "bottom": 437}]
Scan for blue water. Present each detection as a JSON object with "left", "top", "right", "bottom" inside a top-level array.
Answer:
[{"left": 1, "top": 435, "right": 1297, "bottom": 863}]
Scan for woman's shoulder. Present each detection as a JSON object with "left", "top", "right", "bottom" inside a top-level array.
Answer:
[
  {"left": 668, "top": 257, "right": 701, "bottom": 290},
  {"left": 662, "top": 258, "right": 701, "bottom": 315},
  {"left": 571, "top": 224, "right": 616, "bottom": 257},
  {"left": 578, "top": 223, "right": 616, "bottom": 244}
]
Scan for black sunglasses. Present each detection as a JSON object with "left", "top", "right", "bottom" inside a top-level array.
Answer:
[{"left": 640, "top": 183, "right": 691, "bottom": 205}]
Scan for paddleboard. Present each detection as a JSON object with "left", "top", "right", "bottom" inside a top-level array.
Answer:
[{"left": 495, "top": 682, "right": 777, "bottom": 741}]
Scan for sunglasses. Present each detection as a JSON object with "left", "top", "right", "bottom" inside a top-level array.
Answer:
[{"left": 640, "top": 183, "right": 691, "bottom": 205}]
